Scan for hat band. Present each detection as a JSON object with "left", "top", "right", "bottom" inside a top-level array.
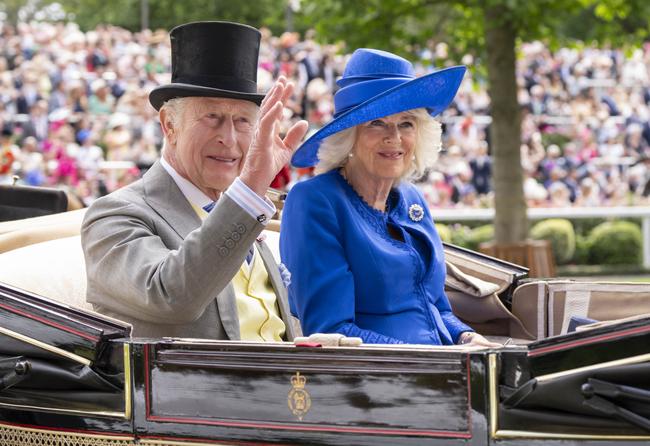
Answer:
[
  {"left": 173, "top": 74, "right": 258, "bottom": 94},
  {"left": 334, "top": 77, "right": 411, "bottom": 117},
  {"left": 336, "top": 73, "right": 413, "bottom": 88}
]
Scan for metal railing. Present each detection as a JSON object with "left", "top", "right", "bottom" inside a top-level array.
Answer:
[{"left": 432, "top": 206, "right": 650, "bottom": 268}]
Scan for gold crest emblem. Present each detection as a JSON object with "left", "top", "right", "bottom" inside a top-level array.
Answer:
[{"left": 287, "top": 372, "right": 311, "bottom": 421}]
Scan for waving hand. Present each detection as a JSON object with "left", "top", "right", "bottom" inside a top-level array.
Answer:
[{"left": 240, "top": 76, "right": 309, "bottom": 196}]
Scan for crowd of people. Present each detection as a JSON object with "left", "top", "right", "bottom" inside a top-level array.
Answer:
[{"left": 2, "top": 21, "right": 650, "bottom": 209}]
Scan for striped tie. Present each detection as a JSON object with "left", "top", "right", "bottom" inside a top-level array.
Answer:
[{"left": 203, "top": 201, "right": 216, "bottom": 213}]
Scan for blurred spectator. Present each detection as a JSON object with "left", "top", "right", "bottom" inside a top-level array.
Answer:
[
  {"left": 469, "top": 142, "right": 491, "bottom": 195},
  {"left": 3, "top": 22, "right": 650, "bottom": 209}
]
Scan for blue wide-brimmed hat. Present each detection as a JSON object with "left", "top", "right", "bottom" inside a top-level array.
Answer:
[{"left": 291, "top": 48, "right": 466, "bottom": 168}]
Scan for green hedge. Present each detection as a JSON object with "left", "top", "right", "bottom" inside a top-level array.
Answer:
[
  {"left": 465, "top": 224, "right": 494, "bottom": 251},
  {"left": 573, "top": 234, "right": 591, "bottom": 265},
  {"left": 435, "top": 224, "right": 452, "bottom": 243},
  {"left": 530, "top": 219, "right": 576, "bottom": 265},
  {"left": 450, "top": 224, "right": 473, "bottom": 248},
  {"left": 587, "top": 221, "right": 642, "bottom": 265},
  {"left": 447, "top": 224, "right": 494, "bottom": 251},
  {"left": 442, "top": 218, "right": 642, "bottom": 269}
]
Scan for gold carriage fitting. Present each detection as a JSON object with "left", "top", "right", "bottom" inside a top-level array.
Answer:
[{"left": 0, "top": 422, "right": 135, "bottom": 446}]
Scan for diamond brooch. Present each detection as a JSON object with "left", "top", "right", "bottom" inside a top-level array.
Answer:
[{"left": 408, "top": 204, "right": 424, "bottom": 222}]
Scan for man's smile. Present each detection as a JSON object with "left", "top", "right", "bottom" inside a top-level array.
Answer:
[{"left": 206, "top": 155, "right": 238, "bottom": 165}]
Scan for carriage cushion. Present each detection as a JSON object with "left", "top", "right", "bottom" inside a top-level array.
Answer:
[
  {"left": 547, "top": 281, "right": 650, "bottom": 336},
  {"left": 510, "top": 281, "right": 550, "bottom": 340},
  {"left": 511, "top": 280, "right": 650, "bottom": 339},
  {"left": 0, "top": 208, "right": 87, "bottom": 253},
  {"left": 0, "top": 208, "right": 86, "bottom": 236},
  {"left": 0, "top": 235, "right": 91, "bottom": 310},
  {"left": 0, "top": 226, "right": 283, "bottom": 317}
]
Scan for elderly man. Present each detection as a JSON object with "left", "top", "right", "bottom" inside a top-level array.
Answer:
[{"left": 81, "top": 21, "right": 307, "bottom": 340}]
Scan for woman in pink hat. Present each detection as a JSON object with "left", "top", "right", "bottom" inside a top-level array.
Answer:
[{"left": 281, "top": 48, "right": 498, "bottom": 347}]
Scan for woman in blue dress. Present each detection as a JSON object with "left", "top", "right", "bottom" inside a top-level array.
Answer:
[{"left": 280, "top": 48, "right": 498, "bottom": 347}]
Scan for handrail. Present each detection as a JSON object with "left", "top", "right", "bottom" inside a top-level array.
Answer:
[{"left": 432, "top": 206, "right": 650, "bottom": 268}]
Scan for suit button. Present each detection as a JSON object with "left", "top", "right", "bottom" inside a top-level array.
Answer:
[
  {"left": 218, "top": 247, "right": 229, "bottom": 257},
  {"left": 236, "top": 223, "right": 246, "bottom": 234},
  {"left": 231, "top": 232, "right": 241, "bottom": 241},
  {"left": 225, "top": 239, "right": 235, "bottom": 249}
]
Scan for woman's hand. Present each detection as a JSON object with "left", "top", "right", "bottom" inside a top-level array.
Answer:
[{"left": 457, "top": 331, "right": 502, "bottom": 348}]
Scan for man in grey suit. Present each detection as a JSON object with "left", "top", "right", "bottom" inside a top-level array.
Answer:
[{"left": 81, "top": 22, "right": 307, "bottom": 340}]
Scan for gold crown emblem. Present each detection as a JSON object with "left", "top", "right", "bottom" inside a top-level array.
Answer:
[{"left": 291, "top": 372, "right": 306, "bottom": 388}]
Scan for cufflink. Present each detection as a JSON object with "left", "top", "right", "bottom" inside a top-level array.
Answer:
[{"left": 256, "top": 214, "right": 267, "bottom": 223}]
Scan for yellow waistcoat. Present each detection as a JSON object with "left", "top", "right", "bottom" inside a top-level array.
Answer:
[{"left": 193, "top": 203, "right": 285, "bottom": 341}]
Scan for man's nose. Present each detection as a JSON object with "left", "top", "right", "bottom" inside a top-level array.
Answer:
[{"left": 215, "top": 118, "right": 236, "bottom": 147}]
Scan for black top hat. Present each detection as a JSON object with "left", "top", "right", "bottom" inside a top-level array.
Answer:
[{"left": 149, "top": 21, "right": 265, "bottom": 111}]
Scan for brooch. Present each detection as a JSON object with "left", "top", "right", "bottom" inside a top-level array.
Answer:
[{"left": 408, "top": 204, "right": 424, "bottom": 222}]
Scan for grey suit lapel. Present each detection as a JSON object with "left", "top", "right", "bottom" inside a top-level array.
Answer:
[
  {"left": 142, "top": 161, "right": 201, "bottom": 239},
  {"left": 257, "top": 239, "right": 297, "bottom": 341},
  {"left": 143, "top": 161, "right": 241, "bottom": 339}
]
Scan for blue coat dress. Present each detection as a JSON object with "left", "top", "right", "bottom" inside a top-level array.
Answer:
[{"left": 280, "top": 170, "right": 473, "bottom": 345}]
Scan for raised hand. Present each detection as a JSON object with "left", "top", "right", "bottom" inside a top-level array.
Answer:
[{"left": 240, "top": 76, "right": 309, "bottom": 196}]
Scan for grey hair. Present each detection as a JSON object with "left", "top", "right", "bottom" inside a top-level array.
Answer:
[
  {"left": 160, "top": 97, "right": 190, "bottom": 156},
  {"left": 314, "top": 108, "right": 442, "bottom": 180},
  {"left": 160, "top": 97, "right": 189, "bottom": 128}
]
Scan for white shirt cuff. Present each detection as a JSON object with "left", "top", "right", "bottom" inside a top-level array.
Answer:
[{"left": 225, "top": 177, "right": 276, "bottom": 225}]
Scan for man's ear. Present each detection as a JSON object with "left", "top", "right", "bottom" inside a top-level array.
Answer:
[{"left": 159, "top": 108, "right": 175, "bottom": 143}]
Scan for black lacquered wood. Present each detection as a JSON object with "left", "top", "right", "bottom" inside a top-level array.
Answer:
[
  {"left": 0, "top": 283, "right": 131, "bottom": 362},
  {"left": 0, "top": 302, "right": 648, "bottom": 444},
  {"left": 526, "top": 316, "right": 650, "bottom": 376},
  {"left": 129, "top": 341, "right": 482, "bottom": 446}
]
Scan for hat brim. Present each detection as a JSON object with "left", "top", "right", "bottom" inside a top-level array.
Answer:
[
  {"left": 149, "top": 83, "right": 265, "bottom": 111},
  {"left": 291, "top": 65, "right": 466, "bottom": 168}
]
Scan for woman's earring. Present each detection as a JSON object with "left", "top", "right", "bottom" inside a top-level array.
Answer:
[
  {"left": 412, "top": 155, "right": 416, "bottom": 161},
  {"left": 348, "top": 153, "right": 354, "bottom": 158}
]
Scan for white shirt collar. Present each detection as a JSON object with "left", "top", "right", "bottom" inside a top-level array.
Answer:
[{"left": 160, "top": 156, "right": 214, "bottom": 209}]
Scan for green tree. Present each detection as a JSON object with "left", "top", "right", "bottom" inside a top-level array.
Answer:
[
  {"left": 35, "top": 0, "right": 291, "bottom": 33},
  {"left": 298, "top": 0, "right": 650, "bottom": 243}
]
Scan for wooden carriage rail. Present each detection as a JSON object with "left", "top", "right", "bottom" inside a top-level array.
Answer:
[{"left": 432, "top": 206, "right": 650, "bottom": 269}]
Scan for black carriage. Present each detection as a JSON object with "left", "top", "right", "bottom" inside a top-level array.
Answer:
[{"left": 0, "top": 197, "right": 648, "bottom": 445}]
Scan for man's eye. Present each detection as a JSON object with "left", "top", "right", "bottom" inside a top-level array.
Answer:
[{"left": 234, "top": 117, "right": 253, "bottom": 131}]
